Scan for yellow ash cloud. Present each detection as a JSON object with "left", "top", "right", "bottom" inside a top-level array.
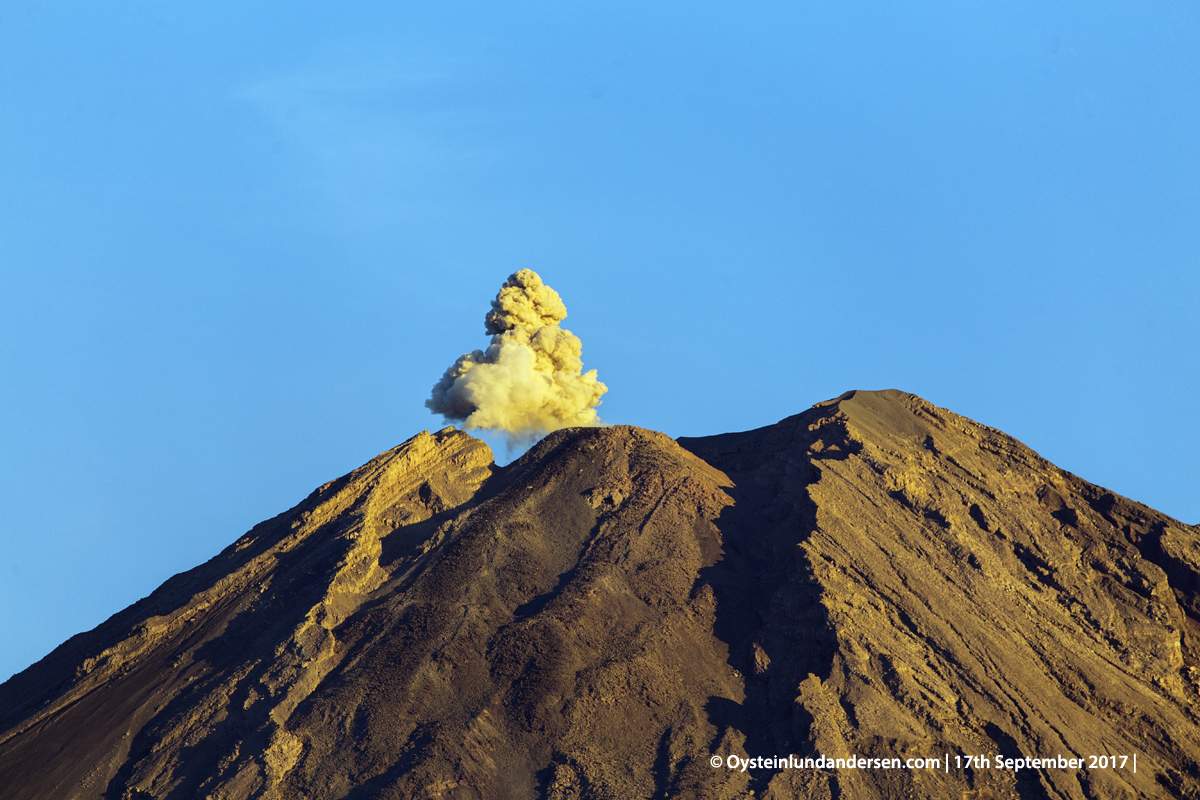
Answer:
[{"left": 427, "top": 269, "right": 608, "bottom": 442}]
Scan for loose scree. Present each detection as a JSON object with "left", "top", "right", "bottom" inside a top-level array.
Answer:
[{"left": 426, "top": 270, "right": 607, "bottom": 443}]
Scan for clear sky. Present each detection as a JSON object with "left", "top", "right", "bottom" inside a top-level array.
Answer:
[{"left": 1, "top": 2, "right": 1197, "bottom": 682}]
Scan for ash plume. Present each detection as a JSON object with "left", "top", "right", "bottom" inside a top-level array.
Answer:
[{"left": 426, "top": 269, "right": 607, "bottom": 442}]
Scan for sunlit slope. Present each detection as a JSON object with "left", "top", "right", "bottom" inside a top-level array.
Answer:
[
  {"left": 2, "top": 391, "right": 1199, "bottom": 799},
  {"left": 680, "top": 389, "right": 1200, "bottom": 798}
]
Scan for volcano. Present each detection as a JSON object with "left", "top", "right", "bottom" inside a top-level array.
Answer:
[{"left": 2, "top": 390, "right": 1198, "bottom": 799}]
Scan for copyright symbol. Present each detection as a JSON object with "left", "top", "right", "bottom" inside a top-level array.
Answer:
[{"left": 710, "top": 755, "right": 723, "bottom": 768}]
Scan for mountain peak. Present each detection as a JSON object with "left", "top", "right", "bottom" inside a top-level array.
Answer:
[{"left": 3, "top": 394, "right": 1199, "bottom": 799}]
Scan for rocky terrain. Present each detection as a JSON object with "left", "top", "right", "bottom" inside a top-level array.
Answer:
[{"left": 2, "top": 390, "right": 1198, "bottom": 799}]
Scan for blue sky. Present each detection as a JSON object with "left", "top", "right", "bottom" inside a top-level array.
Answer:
[{"left": 1, "top": 1, "right": 1197, "bottom": 681}]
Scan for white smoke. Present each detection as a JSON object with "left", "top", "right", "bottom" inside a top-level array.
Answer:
[{"left": 427, "top": 270, "right": 608, "bottom": 443}]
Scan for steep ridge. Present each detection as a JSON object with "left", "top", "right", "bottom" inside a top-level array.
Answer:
[
  {"left": 680, "top": 389, "right": 1200, "bottom": 798},
  {"left": 0, "top": 428, "right": 495, "bottom": 800},
  {"left": 272, "top": 426, "right": 739, "bottom": 800},
  {"left": 1, "top": 391, "right": 1198, "bottom": 799}
]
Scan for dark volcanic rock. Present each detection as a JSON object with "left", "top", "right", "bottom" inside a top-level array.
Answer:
[{"left": 2, "top": 391, "right": 1199, "bottom": 799}]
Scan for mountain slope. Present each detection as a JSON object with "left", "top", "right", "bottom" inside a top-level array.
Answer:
[
  {"left": 0, "top": 428, "right": 495, "bottom": 799},
  {"left": 2, "top": 391, "right": 1198, "bottom": 799},
  {"left": 679, "top": 389, "right": 1200, "bottom": 799}
]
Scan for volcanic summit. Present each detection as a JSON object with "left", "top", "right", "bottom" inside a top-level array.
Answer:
[{"left": 2, "top": 390, "right": 1198, "bottom": 799}]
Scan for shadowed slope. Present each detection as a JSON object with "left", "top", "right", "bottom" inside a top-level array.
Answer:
[
  {"left": 2, "top": 391, "right": 1199, "bottom": 799},
  {"left": 275, "top": 426, "right": 743, "bottom": 799}
]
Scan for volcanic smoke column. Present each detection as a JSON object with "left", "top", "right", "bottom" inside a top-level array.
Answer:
[{"left": 426, "top": 270, "right": 608, "bottom": 442}]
